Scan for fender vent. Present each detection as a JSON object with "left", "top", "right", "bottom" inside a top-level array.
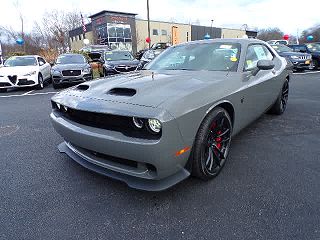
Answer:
[
  {"left": 77, "top": 85, "right": 89, "bottom": 91},
  {"left": 107, "top": 88, "right": 136, "bottom": 97}
]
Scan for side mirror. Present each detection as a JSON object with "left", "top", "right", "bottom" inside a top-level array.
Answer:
[{"left": 252, "top": 60, "right": 275, "bottom": 76}]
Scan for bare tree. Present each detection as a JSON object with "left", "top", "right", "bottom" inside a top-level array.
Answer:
[{"left": 257, "top": 28, "right": 284, "bottom": 41}]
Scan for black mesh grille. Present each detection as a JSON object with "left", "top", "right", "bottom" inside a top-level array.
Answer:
[
  {"left": 62, "top": 70, "right": 81, "bottom": 76},
  {"left": 52, "top": 102, "right": 161, "bottom": 140}
]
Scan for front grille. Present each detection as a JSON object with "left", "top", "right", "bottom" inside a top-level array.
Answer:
[
  {"left": 17, "top": 79, "right": 35, "bottom": 86},
  {"left": 62, "top": 70, "right": 81, "bottom": 77},
  {"left": 0, "top": 83, "right": 11, "bottom": 87},
  {"left": 115, "top": 66, "right": 136, "bottom": 72},
  {"left": 52, "top": 102, "right": 161, "bottom": 140},
  {"left": 298, "top": 56, "right": 309, "bottom": 60},
  {"left": 8, "top": 75, "right": 17, "bottom": 84}
]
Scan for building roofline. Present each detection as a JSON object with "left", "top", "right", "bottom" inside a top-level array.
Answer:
[{"left": 89, "top": 10, "right": 137, "bottom": 18}]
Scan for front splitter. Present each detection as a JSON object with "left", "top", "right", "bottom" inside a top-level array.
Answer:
[{"left": 58, "top": 142, "right": 190, "bottom": 191}]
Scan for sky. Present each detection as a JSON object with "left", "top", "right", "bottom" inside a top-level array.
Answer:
[{"left": 1, "top": 0, "right": 319, "bottom": 36}]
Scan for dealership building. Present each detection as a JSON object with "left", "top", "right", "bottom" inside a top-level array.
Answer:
[{"left": 69, "top": 10, "right": 257, "bottom": 53}]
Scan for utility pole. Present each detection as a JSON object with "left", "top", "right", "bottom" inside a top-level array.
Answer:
[
  {"left": 21, "top": 14, "right": 25, "bottom": 53},
  {"left": 210, "top": 19, "right": 214, "bottom": 38},
  {"left": 147, "top": 0, "right": 151, "bottom": 48}
]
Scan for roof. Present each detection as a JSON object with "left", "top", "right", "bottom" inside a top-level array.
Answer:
[
  {"left": 89, "top": 10, "right": 137, "bottom": 19},
  {"left": 178, "top": 38, "right": 264, "bottom": 46}
]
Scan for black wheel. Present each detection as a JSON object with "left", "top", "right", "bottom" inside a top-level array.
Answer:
[
  {"left": 191, "top": 107, "right": 233, "bottom": 180},
  {"left": 269, "top": 79, "right": 289, "bottom": 115},
  {"left": 36, "top": 74, "right": 44, "bottom": 90},
  {"left": 52, "top": 82, "right": 59, "bottom": 89},
  {"left": 313, "top": 59, "right": 319, "bottom": 70}
]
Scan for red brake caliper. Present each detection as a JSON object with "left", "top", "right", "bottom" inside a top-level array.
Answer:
[{"left": 216, "top": 131, "right": 222, "bottom": 149}]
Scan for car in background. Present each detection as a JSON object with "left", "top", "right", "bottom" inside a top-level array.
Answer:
[
  {"left": 101, "top": 50, "right": 139, "bottom": 76},
  {"left": 267, "top": 40, "right": 288, "bottom": 45},
  {"left": 288, "top": 43, "right": 320, "bottom": 70},
  {"left": 51, "top": 38, "right": 291, "bottom": 191},
  {"left": 270, "top": 44, "right": 312, "bottom": 71},
  {"left": 51, "top": 53, "right": 93, "bottom": 89},
  {"left": 136, "top": 42, "right": 171, "bottom": 60},
  {"left": 137, "top": 43, "right": 171, "bottom": 69},
  {"left": 0, "top": 55, "right": 51, "bottom": 92}
]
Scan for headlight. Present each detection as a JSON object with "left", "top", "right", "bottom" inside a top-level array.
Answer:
[
  {"left": 290, "top": 56, "right": 299, "bottom": 59},
  {"left": 51, "top": 70, "right": 60, "bottom": 75},
  {"left": 23, "top": 71, "right": 36, "bottom": 76},
  {"left": 82, "top": 68, "right": 91, "bottom": 74},
  {"left": 132, "top": 117, "right": 144, "bottom": 129},
  {"left": 104, "top": 64, "right": 114, "bottom": 69},
  {"left": 148, "top": 119, "right": 162, "bottom": 133}
]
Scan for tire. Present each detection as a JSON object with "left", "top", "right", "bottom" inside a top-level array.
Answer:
[
  {"left": 268, "top": 79, "right": 289, "bottom": 115},
  {"left": 191, "top": 107, "right": 233, "bottom": 180},
  {"left": 36, "top": 74, "right": 44, "bottom": 90},
  {"left": 52, "top": 82, "right": 59, "bottom": 89},
  {"left": 313, "top": 59, "right": 319, "bottom": 70}
]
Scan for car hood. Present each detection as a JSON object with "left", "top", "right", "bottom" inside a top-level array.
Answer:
[
  {"left": 0, "top": 66, "right": 38, "bottom": 75},
  {"left": 52, "top": 63, "right": 90, "bottom": 71},
  {"left": 55, "top": 70, "right": 235, "bottom": 108},
  {"left": 279, "top": 52, "right": 310, "bottom": 57},
  {"left": 106, "top": 60, "right": 139, "bottom": 67}
]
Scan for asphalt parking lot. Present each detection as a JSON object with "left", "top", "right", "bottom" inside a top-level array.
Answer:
[{"left": 1, "top": 72, "right": 320, "bottom": 240}]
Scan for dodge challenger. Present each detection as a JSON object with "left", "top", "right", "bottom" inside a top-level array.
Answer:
[{"left": 50, "top": 39, "right": 291, "bottom": 191}]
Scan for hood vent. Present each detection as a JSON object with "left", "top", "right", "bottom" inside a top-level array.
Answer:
[
  {"left": 77, "top": 85, "right": 89, "bottom": 91},
  {"left": 107, "top": 88, "right": 137, "bottom": 97}
]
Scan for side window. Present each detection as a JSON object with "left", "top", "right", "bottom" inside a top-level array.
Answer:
[
  {"left": 244, "top": 45, "right": 273, "bottom": 71},
  {"left": 38, "top": 57, "right": 46, "bottom": 66}
]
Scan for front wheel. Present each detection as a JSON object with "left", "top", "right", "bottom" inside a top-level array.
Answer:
[
  {"left": 191, "top": 107, "right": 233, "bottom": 180},
  {"left": 36, "top": 74, "right": 44, "bottom": 90}
]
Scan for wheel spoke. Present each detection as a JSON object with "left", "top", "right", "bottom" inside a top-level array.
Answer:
[
  {"left": 212, "top": 144, "right": 225, "bottom": 160},
  {"left": 217, "top": 129, "right": 230, "bottom": 138},
  {"left": 208, "top": 148, "right": 215, "bottom": 170}
]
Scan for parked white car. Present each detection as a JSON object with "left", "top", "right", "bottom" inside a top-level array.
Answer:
[{"left": 0, "top": 55, "right": 51, "bottom": 92}]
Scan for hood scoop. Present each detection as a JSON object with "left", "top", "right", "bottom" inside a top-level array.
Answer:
[
  {"left": 77, "top": 85, "right": 90, "bottom": 91},
  {"left": 107, "top": 88, "right": 137, "bottom": 97}
]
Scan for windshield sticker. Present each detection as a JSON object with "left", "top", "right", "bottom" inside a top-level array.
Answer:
[
  {"left": 230, "top": 57, "right": 238, "bottom": 62},
  {"left": 219, "top": 45, "right": 233, "bottom": 49}
]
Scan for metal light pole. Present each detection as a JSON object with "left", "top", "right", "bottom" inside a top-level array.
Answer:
[
  {"left": 210, "top": 19, "right": 214, "bottom": 38},
  {"left": 147, "top": 0, "right": 151, "bottom": 48}
]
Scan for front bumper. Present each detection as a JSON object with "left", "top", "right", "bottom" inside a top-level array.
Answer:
[
  {"left": 50, "top": 107, "right": 191, "bottom": 191},
  {"left": 52, "top": 73, "right": 92, "bottom": 85},
  {"left": 290, "top": 59, "right": 312, "bottom": 70},
  {"left": 0, "top": 74, "right": 37, "bottom": 89}
]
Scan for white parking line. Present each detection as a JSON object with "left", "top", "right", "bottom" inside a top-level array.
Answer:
[
  {"left": 22, "top": 90, "right": 34, "bottom": 95},
  {"left": 0, "top": 91, "right": 58, "bottom": 98},
  {"left": 293, "top": 71, "right": 320, "bottom": 75}
]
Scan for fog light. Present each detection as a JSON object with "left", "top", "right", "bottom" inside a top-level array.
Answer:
[
  {"left": 148, "top": 119, "right": 162, "bottom": 133},
  {"left": 133, "top": 117, "right": 144, "bottom": 129}
]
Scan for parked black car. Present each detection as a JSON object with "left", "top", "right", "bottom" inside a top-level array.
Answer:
[
  {"left": 270, "top": 44, "right": 312, "bottom": 71},
  {"left": 51, "top": 54, "right": 93, "bottom": 89},
  {"left": 288, "top": 43, "right": 320, "bottom": 70},
  {"left": 136, "top": 43, "right": 171, "bottom": 69},
  {"left": 101, "top": 50, "right": 139, "bottom": 76}
]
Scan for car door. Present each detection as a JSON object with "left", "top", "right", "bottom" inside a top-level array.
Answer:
[
  {"left": 241, "top": 44, "right": 280, "bottom": 120},
  {"left": 38, "top": 57, "right": 50, "bottom": 79}
]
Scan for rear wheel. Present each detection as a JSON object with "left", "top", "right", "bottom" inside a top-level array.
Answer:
[
  {"left": 269, "top": 79, "right": 289, "bottom": 115},
  {"left": 36, "top": 74, "right": 44, "bottom": 90},
  {"left": 52, "top": 82, "right": 60, "bottom": 89},
  {"left": 191, "top": 107, "right": 233, "bottom": 180}
]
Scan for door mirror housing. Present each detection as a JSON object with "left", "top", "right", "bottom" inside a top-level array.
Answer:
[{"left": 251, "top": 60, "right": 275, "bottom": 76}]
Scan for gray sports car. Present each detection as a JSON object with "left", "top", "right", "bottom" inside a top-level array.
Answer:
[{"left": 50, "top": 39, "right": 291, "bottom": 191}]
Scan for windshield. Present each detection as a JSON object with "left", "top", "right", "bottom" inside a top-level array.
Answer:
[
  {"left": 104, "top": 51, "right": 133, "bottom": 61},
  {"left": 306, "top": 43, "right": 320, "bottom": 52},
  {"left": 4, "top": 56, "right": 37, "bottom": 67},
  {"left": 56, "top": 55, "right": 86, "bottom": 64},
  {"left": 146, "top": 42, "right": 241, "bottom": 72},
  {"left": 271, "top": 45, "right": 293, "bottom": 53}
]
